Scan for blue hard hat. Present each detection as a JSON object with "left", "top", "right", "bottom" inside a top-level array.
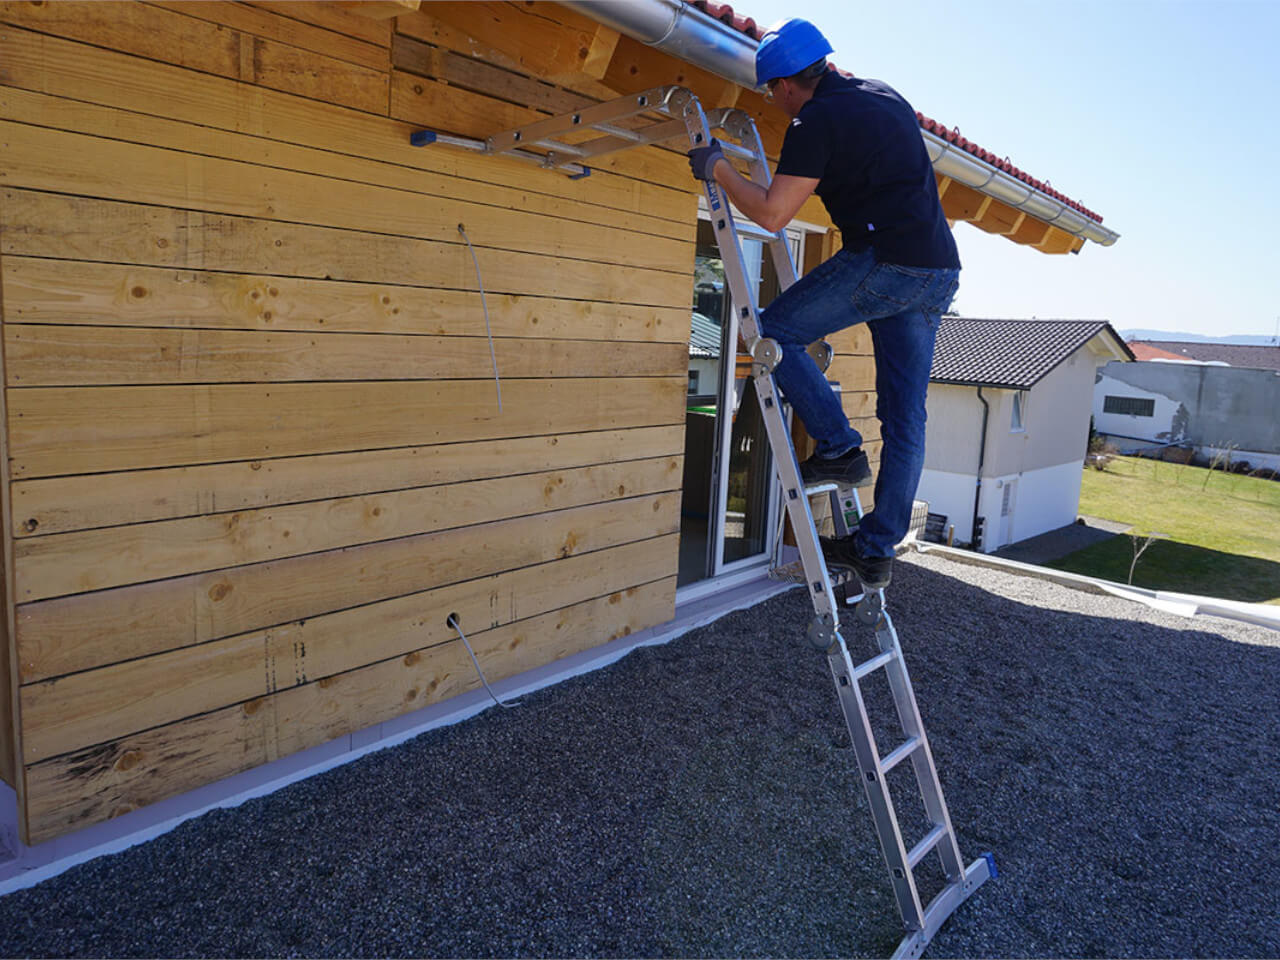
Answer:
[{"left": 754, "top": 18, "right": 834, "bottom": 87}]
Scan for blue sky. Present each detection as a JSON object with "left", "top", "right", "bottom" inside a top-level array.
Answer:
[{"left": 738, "top": 0, "right": 1280, "bottom": 339}]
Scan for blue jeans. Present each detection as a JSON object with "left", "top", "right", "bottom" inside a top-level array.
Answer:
[{"left": 760, "top": 247, "right": 958, "bottom": 558}]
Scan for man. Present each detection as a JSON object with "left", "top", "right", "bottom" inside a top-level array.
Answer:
[{"left": 687, "top": 18, "right": 959, "bottom": 588}]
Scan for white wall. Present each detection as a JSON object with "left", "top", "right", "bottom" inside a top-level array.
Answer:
[
  {"left": 916, "top": 467, "right": 977, "bottom": 544},
  {"left": 1092, "top": 370, "right": 1183, "bottom": 443}
]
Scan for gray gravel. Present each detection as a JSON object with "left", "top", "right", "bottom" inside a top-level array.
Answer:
[{"left": 1, "top": 551, "right": 1277, "bottom": 958}]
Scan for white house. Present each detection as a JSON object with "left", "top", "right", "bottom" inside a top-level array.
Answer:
[
  {"left": 1093, "top": 342, "right": 1280, "bottom": 472},
  {"left": 918, "top": 318, "right": 1132, "bottom": 551}
]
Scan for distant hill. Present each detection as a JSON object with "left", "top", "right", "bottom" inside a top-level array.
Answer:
[{"left": 1121, "top": 328, "right": 1278, "bottom": 345}]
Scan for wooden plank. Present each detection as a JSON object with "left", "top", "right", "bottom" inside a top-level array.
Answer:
[
  {"left": 12, "top": 425, "right": 684, "bottom": 539},
  {"left": 1, "top": 191, "right": 693, "bottom": 310},
  {"left": 0, "top": 240, "right": 21, "bottom": 793},
  {"left": 939, "top": 180, "right": 986, "bottom": 223},
  {"left": 0, "top": 1, "right": 389, "bottom": 114},
  {"left": 0, "top": 85, "right": 690, "bottom": 243},
  {"left": 0, "top": 0, "right": 389, "bottom": 115},
  {"left": 16, "top": 492, "right": 679, "bottom": 683},
  {"left": 392, "top": 34, "right": 591, "bottom": 117},
  {"left": 23, "top": 574, "right": 676, "bottom": 843},
  {"left": 2, "top": 258, "right": 689, "bottom": 344},
  {"left": 250, "top": 1, "right": 393, "bottom": 47},
  {"left": 336, "top": 1, "right": 420, "bottom": 22},
  {"left": 403, "top": 1, "right": 604, "bottom": 86},
  {"left": 8, "top": 375, "right": 686, "bottom": 478},
  {"left": 0, "top": 121, "right": 691, "bottom": 274},
  {"left": 826, "top": 355, "right": 877, "bottom": 394},
  {"left": 0, "top": 26, "right": 691, "bottom": 225},
  {"left": 148, "top": 1, "right": 390, "bottom": 71},
  {"left": 4, "top": 324, "right": 687, "bottom": 386},
  {"left": 14, "top": 456, "right": 683, "bottom": 602},
  {"left": 1035, "top": 225, "right": 1079, "bottom": 255},
  {"left": 1009, "top": 216, "right": 1052, "bottom": 247},
  {"left": 20, "top": 534, "right": 676, "bottom": 763}
]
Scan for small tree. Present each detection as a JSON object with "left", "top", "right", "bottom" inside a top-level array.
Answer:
[{"left": 1128, "top": 530, "right": 1168, "bottom": 586}]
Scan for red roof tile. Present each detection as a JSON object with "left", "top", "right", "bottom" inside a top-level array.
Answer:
[{"left": 688, "top": 0, "right": 1103, "bottom": 224}]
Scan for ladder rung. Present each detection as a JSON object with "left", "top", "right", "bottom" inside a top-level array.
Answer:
[
  {"left": 804, "top": 481, "right": 840, "bottom": 496},
  {"left": 880, "top": 736, "right": 922, "bottom": 774},
  {"left": 852, "top": 649, "right": 896, "bottom": 680},
  {"left": 768, "top": 560, "right": 855, "bottom": 587},
  {"left": 907, "top": 823, "right": 948, "bottom": 869}
]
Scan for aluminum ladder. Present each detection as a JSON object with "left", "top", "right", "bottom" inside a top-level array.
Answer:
[{"left": 411, "top": 85, "right": 994, "bottom": 959}]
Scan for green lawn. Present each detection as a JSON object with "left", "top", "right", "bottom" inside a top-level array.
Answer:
[{"left": 1046, "top": 456, "right": 1280, "bottom": 604}]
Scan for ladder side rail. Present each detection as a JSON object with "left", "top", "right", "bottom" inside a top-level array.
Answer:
[
  {"left": 556, "top": 119, "right": 691, "bottom": 161},
  {"left": 679, "top": 92, "right": 842, "bottom": 628},
  {"left": 875, "top": 612, "right": 967, "bottom": 880},
  {"left": 827, "top": 644, "right": 927, "bottom": 931},
  {"left": 486, "top": 86, "right": 681, "bottom": 154}
]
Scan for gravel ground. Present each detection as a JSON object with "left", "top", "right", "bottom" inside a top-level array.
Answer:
[{"left": 1, "top": 551, "right": 1277, "bottom": 958}]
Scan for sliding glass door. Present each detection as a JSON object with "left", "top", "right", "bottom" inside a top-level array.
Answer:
[{"left": 678, "top": 218, "right": 801, "bottom": 589}]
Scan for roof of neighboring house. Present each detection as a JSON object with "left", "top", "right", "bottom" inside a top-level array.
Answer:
[
  {"left": 1129, "top": 340, "right": 1280, "bottom": 371},
  {"left": 690, "top": 311, "right": 721, "bottom": 358},
  {"left": 1128, "top": 341, "right": 1192, "bottom": 362},
  {"left": 689, "top": 1, "right": 1103, "bottom": 223},
  {"left": 931, "top": 318, "right": 1133, "bottom": 389}
]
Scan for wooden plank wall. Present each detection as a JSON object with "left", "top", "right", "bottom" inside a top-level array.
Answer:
[{"left": 0, "top": 0, "right": 717, "bottom": 844}]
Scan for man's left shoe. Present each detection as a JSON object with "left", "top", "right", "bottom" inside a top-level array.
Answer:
[
  {"left": 800, "top": 447, "right": 873, "bottom": 487},
  {"left": 820, "top": 535, "right": 892, "bottom": 587}
]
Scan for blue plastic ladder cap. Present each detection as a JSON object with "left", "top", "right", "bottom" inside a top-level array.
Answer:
[
  {"left": 568, "top": 166, "right": 592, "bottom": 180},
  {"left": 410, "top": 129, "right": 438, "bottom": 147},
  {"left": 982, "top": 851, "right": 999, "bottom": 879}
]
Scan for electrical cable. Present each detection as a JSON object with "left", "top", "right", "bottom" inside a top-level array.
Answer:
[
  {"left": 447, "top": 613, "right": 521, "bottom": 709},
  {"left": 456, "top": 223, "right": 502, "bottom": 412}
]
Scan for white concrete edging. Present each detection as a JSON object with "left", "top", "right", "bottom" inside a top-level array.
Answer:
[{"left": 911, "top": 541, "right": 1280, "bottom": 631}]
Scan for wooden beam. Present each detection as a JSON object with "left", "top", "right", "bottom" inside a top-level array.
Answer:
[
  {"left": 582, "top": 23, "right": 621, "bottom": 81},
  {"left": 337, "top": 0, "right": 420, "bottom": 20},
  {"left": 1036, "top": 225, "right": 1080, "bottom": 255},
  {"left": 938, "top": 180, "right": 986, "bottom": 222},
  {"left": 1009, "top": 216, "right": 1052, "bottom": 247}
]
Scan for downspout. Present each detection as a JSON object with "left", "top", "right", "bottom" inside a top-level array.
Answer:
[
  {"left": 971, "top": 387, "right": 990, "bottom": 551},
  {"left": 559, "top": 0, "right": 1120, "bottom": 248}
]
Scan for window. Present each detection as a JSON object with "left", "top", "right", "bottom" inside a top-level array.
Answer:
[
  {"left": 687, "top": 370, "right": 699, "bottom": 394},
  {"left": 1103, "top": 395, "right": 1155, "bottom": 417},
  {"left": 1010, "top": 391, "right": 1027, "bottom": 432}
]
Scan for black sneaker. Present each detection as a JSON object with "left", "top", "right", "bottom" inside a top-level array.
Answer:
[
  {"left": 800, "top": 446, "right": 873, "bottom": 487},
  {"left": 820, "top": 535, "right": 893, "bottom": 587}
]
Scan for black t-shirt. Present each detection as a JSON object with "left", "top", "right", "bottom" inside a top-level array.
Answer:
[{"left": 776, "top": 72, "right": 960, "bottom": 269}]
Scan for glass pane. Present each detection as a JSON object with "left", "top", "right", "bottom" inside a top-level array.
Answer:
[
  {"left": 678, "top": 239, "right": 728, "bottom": 586},
  {"left": 722, "top": 237, "right": 772, "bottom": 566}
]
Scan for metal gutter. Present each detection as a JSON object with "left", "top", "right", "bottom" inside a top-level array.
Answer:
[{"left": 559, "top": 0, "right": 1119, "bottom": 247}]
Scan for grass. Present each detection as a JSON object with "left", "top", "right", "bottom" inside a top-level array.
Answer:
[{"left": 1046, "top": 456, "right": 1280, "bottom": 604}]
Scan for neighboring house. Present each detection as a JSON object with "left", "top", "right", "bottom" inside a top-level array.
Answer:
[
  {"left": 1127, "top": 339, "right": 1280, "bottom": 370},
  {"left": 0, "top": 0, "right": 1117, "bottom": 852},
  {"left": 1094, "top": 344, "right": 1280, "bottom": 471},
  {"left": 918, "top": 319, "right": 1132, "bottom": 551}
]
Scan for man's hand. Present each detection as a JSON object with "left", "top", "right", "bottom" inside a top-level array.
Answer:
[{"left": 687, "top": 139, "right": 725, "bottom": 182}]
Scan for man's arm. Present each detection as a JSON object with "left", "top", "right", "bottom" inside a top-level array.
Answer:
[{"left": 712, "top": 162, "right": 819, "bottom": 234}]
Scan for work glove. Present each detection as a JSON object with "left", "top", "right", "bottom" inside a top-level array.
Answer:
[{"left": 687, "top": 139, "right": 725, "bottom": 181}]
